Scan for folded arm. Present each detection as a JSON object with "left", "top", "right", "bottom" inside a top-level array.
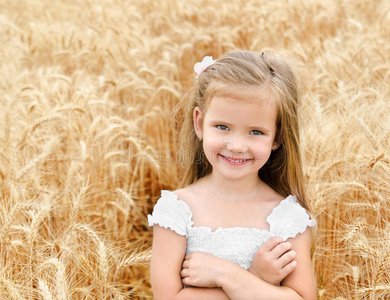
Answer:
[
  {"left": 181, "top": 229, "right": 316, "bottom": 300},
  {"left": 151, "top": 224, "right": 315, "bottom": 300},
  {"left": 150, "top": 225, "right": 230, "bottom": 299}
]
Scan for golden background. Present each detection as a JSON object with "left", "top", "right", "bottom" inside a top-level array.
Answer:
[{"left": 0, "top": 0, "right": 389, "bottom": 299}]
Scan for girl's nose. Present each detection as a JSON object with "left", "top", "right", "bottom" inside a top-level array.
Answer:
[{"left": 222, "top": 135, "right": 247, "bottom": 152}]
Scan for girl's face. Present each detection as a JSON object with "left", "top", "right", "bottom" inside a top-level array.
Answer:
[{"left": 194, "top": 86, "right": 280, "bottom": 182}]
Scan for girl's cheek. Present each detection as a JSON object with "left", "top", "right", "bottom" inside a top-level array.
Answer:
[
  {"left": 204, "top": 134, "right": 224, "bottom": 148},
  {"left": 253, "top": 150, "right": 268, "bottom": 161},
  {"left": 252, "top": 144, "right": 271, "bottom": 161}
]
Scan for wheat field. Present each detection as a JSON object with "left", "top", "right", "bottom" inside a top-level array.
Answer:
[{"left": 0, "top": 0, "right": 389, "bottom": 299}]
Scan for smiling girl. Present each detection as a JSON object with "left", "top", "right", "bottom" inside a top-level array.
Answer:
[{"left": 148, "top": 51, "right": 317, "bottom": 299}]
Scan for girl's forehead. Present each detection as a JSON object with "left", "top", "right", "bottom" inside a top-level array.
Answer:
[
  {"left": 206, "top": 84, "right": 278, "bottom": 108},
  {"left": 209, "top": 94, "right": 278, "bottom": 114}
]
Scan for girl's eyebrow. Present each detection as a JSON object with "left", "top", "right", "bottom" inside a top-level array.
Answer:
[
  {"left": 250, "top": 126, "right": 272, "bottom": 134},
  {"left": 209, "top": 119, "right": 233, "bottom": 126}
]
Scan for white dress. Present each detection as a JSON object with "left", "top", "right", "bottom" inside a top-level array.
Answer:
[{"left": 148, "top": 190, "right": 315, "bottom": 270}]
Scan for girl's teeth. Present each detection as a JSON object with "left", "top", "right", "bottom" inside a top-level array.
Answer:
[{"left": 227, "top": 157, "right": 245, "bottom": 163}]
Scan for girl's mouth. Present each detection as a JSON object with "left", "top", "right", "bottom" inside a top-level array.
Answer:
[{"left": 219, "top": 154, "right": 252, "bottom": 165}]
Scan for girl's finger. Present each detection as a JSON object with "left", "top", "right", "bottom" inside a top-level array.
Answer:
[
  {"left": 278, "top": 249, "right": 296, "bottom": 267},
  {"left": 261, "top": 237, "right": 284, "bottom": 252},
  {"left": 180, "top": 268, "right": 189, "bottom": 278},
  {"left": 270, "top": 241, "right": 292, "bottom": 259},
  {"left": 182, "top": 259, "right": 190, "bottom": 269},
  {"left": 182, "top": 276, "right": 191, "bottom": 286},
  {"left": 280, "top": 260, "right": 297, "bottom": 278},
  {"left": 184, "top": 252, "right": 193, "bottom": 260}
]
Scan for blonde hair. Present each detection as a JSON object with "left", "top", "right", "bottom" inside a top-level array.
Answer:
[{"left": 174, "top": 50, "right": 311, "bottom": 213}]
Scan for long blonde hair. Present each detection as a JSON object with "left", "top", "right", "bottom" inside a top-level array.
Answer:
[{"left": 174, "top": 50, "right": 311, "bottom": 212}]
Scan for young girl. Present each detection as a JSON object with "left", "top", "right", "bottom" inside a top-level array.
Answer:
[{"left": 148, "top": 51, "right": 317, "bottom": 299}]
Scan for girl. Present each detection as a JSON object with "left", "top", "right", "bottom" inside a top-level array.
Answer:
[{"left": 148, "top": 51, "right": 317, "bottom": 299}]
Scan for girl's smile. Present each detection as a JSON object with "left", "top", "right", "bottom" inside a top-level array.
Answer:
[{"left": 218, "top": 154, "right": 253, "bottom": 166}]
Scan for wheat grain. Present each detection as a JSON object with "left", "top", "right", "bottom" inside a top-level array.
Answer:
[
  {"left": 351, "top": 265, "right": 360, "bottom": 285},
  {"left": 16, "top": 138, "right": 58, "bottom": 180},
  {"left": 355, "top": 116, "right": 381, "bottom": 150},
  {"left": 30, "top": 115, "right": 62, "bottom": 134},
  {"left": 40, "top": 258, "right": 68, "bottom": 300},
  {"left": 342, "top": 219, "right": 368, "bottom": 243},
  {"left": 0, "top": 277, "right": 25, "bottom": 300},
  {"left": 37, "top": 279, "right": 54, "bottom": 300},
  {"left": 56, "top": 106, "right": 85, "bottom": 114}
]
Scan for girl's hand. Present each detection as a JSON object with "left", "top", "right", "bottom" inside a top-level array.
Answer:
[
  {"left": 249, "top": 237, "right": 297, "bottom": 285},
  {"left": 181, "top": 251, "right": 227, "bottom": 288}
]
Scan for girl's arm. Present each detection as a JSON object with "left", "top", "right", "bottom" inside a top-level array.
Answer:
[
  {"left": 150, "top": 225, "right": 230, "bottom": 300},
  {"left": 182, "top": 229, "right": 316, "bottom": 300}
]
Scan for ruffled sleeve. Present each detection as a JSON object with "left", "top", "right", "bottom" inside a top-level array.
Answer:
[
  {"left": 267, "top": 195, "right": 316, "bottom": 241},
  {"left": 148, "top": 190, "right": 192, "bottom": 236}
]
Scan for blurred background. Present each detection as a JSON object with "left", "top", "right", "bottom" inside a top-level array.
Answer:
[{"left": 0, "top": 0, "right": 389, "bottom": 299}]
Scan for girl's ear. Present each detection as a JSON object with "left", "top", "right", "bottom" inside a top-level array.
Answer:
[
  {"left": 193, "top": 107, "right": 203, "bottom": 139},
  {"left": 272, "top": 133, "right": 282, "bottom": 150}
]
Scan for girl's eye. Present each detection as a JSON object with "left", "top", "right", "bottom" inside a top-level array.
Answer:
[
  {"left": 250, "top": 130, "right": 263, "bottom": 135},
  {"left": 216, "top": 125, "right": 229, "bottom": 131}
]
